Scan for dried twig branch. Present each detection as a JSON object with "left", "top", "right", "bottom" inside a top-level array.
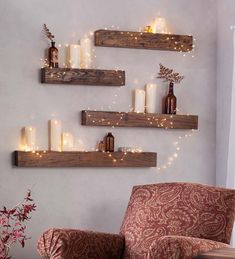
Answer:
[
  {"left": 43, "top": 24, "right": 55, "bottom": 42},
  {"left": 157, "top": 64, "right": 184, "bottom": 84}
]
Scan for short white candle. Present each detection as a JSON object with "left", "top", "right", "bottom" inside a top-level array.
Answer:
[
  {"left": 68, "top": 44, "right": 81, "bottom": 68},
  {"left": 80, "top": 37, "right": 92, "bottom": 69},
  {"left": 62, "top": 132, "right": 74, "bottom": 151},
  {"left": 134, "top": 89, "right": 146, "bottom": 113},
  {"left": 152, "top": 17, "right": 167, "bottom": 33},
  {"left": 74, "top": 139, "right": 86, "bottom": 151},
  {"left": 49, "top": 120, "right": 62, "bottom": 151},
  {"left": 23, "top": 126, "right": 36, "bottom": 151},
  {"left": 146, "top": 84, "right": 158, "bottom": 113}
]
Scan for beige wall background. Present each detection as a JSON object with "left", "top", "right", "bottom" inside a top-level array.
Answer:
[{"left": 0, "top": 0, "right": 217, "bottom": 258}]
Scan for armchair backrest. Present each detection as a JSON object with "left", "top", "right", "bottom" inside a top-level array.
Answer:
[{"left": 120, "top": 182, "right": 235, "bottom": 258}]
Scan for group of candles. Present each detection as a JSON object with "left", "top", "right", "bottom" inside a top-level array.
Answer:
[
  {"left": 134, "top": 84, "right": 161, "bottom": 114},
  {"left": 66, "top": 37, "right": 92, "bottom": 69},
  {"left": 21, "top": 120, "right": 75, "bottom": 152},
  {"left": 49, "top": 120, "right": 74, "bottom": 151},
  {"left": 144, "top": 17, "right": 168, "bottom": 34},
  {"left": 21, "top": 123, "right": 145, "bottom": 153},
  {"left": 21, "top": 124, "right": 144, "bottom": 153}
]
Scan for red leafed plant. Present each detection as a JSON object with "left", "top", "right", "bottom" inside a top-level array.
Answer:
[{"left": 0, "top": 190, "right": 36, "bottom": 259}]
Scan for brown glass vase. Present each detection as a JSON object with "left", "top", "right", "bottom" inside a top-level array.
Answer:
[
  {"left": 48, "top": 41, "right": 59, "bottom": 68},
  {"left": 164, "top": 82, "right": 177, "bottom": 114},
  {"left": 105, "top": 132, "right": 114, "bottom": 152}
]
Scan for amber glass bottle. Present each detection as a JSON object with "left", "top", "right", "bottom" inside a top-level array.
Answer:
[
  {"left": 105, "top": 133, "right": 114, "bottom": 152},
  {"left": 164, "top": 82, "right": 177, "bottom": 114},
  {"left": 48, "top": 41, "right": 59, "bottom": 68},
  {"left": 98, "top": 141, "right": 105, "bottom": 152}
]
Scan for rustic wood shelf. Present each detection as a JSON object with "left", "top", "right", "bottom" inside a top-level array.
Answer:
[
  {"left": 82, "top": 110, "right": 198, "bottom": 130},
  {"left": 41, "top": 68, "right": 125, "bottom": 86},
  {"left": 14, "top": 151, "right": 157, "bottom": 168},
  {"left": 95, "top": 30, "right": 193, "bottom": 52}
]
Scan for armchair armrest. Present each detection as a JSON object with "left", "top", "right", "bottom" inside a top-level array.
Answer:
[
  {"left": 147, "top": 235, "right": 230, "bottom": 259},
  {"left": 37, "top": 228, "right": 124, "bottom": 259}
]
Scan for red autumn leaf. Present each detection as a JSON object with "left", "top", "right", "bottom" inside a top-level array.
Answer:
[
  {"left": 19, "top": 239, "right": 25, "bottom": 248},
  {"left": 9, "top": 209, "right": 16, "bottom": 215}
]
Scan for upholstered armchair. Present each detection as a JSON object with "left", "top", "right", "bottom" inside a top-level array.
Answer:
[{"left": 37, "top": 183, "right": 235, "bottom": 259}]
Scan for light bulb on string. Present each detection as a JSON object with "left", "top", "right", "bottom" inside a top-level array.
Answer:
[
  {"left": 155, "top": 128, "right": 196, "bottom": 172},
  {"left": 38, "top": 24, "right": 198, "bottom": 167}
]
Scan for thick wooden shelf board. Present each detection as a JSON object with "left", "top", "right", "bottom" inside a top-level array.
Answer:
[
  {"left": 95, "top": 30, "right": 193, "bottom": 52},
  {"left": 41, "top": 68, "right": 125, "bottom": 86},
  {"left": 14, "top": 151, "right": 157, "bottom": 168},
  {"left": 82, "top": 110, "right": 198, "bottom": 130}
]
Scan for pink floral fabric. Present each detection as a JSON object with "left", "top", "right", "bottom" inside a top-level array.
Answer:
[
  {"left": 120, "top": 182, "right": 235, "bottom": 258},
  {"left": 37, "top": 228, "right": 124, "bottom": 259}
]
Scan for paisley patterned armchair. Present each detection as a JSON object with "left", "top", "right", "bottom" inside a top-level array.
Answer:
[{"left": 37, "top": 183, "right": 235, "bottom": 259}]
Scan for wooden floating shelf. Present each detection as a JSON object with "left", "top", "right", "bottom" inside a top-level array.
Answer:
[
  {"left": 82, "top": 111, "right": 198, "bottom": 130},
  {"left": 14, "top": 151, "right": 157, "bottom": 168},
  {"left": 95, "top": 30, "right": 193, "bottom": 52},
  {"left": 41, "top": 68, "right": 125, "bottom": 86}
]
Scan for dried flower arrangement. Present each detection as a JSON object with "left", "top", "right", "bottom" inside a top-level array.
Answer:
[
  {"left": 43, "top": 24, "right": 55, "bottom": 42},
  {"left": 0, "top": 191, "right": 36, "bottom": 259},
  {"left": 157, "top": 63, "right": 184, "bottom": 84}
]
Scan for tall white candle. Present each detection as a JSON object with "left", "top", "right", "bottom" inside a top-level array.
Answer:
[
  {"left": 134, "top": 89, "right": 146, "bottom": 113},
  {"left": 62, "top": 132, "right": 74, "bottom": 151},
  {"left": 68, "top": 44, "right": 81, "bottom": 68},
  {"left": 23, "top": 126, "right": 36, "bottom": 151},
  {"left": 49, "top": 120, "right": 62, "bottom": 151},
  {"left": 146, "top": 84, "right": 158, "bottom": 113},
  {"left": 152, "top": 17, "right": 167, "bottom": 33},
  {"left": 80, "top": 37, "right": 92, "bottom": 69}
]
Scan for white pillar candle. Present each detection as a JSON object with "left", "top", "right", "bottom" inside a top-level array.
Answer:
[
  {"left": 146, "top": 84, "right": 158, "bottom": 113},
  {"left": 134, "top": 89, "right": 146, "bottom": 113},
  {"left": 152, "top": 17, "right": 167, "bottom": 33},
  {"left": 80, "top": 37, "right": 92, "bottom": 69},
  {"left": 62, "top": 132, "right": 74, "bottom": 151},
  {"left": 23, "top": 126, "right": 36, "bottom": 151},
  {"left": 74, "top": 139, "right": 86, "bottom": 151},
  {"left": 68, "top": 44, "right": 81, "bottom": 68},
  {"left": 49, "top": 120, "right": 62, "bottom": 151}
]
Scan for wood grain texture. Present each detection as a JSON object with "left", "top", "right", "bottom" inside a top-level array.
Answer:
[
  {"left": 14, "top": 151, "right": 157, "bottom": 168},
  {"left": 81, "top": 110, "right": 198, "bottom": 130},
  {"left": 95, "top": 30, "right": 193, "bottom": 52},
  {"left": 197, "top": 248, "right": 235, "bottom": 259},
  {"left": 41, "top": 68, "right": 125, "bottom": 86}
]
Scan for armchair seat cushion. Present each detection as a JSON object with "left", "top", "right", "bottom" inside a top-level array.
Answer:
[
  {"left": 147, "top": 235, "right": 231, "bottom": 259},
  {"left": 37, "top": 228, "right": 124, "bottom": 259}
]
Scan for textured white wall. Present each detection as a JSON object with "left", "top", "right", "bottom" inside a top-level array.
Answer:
[
  {"left": 0, "top": 0, "right": 217, "bottom": 258},
  {"left": 216, "top": 0, "right": 235, "bottom": 187}
]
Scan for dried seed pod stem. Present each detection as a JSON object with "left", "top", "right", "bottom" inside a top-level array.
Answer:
[{"left": 43, "top": 24, "right": 55, "bottom": 42}]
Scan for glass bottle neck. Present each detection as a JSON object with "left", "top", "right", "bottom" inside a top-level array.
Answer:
[
  {"left": 51, "top": 41, "right": 55, "bottom": 47},
  {"left": 169, "top": 82, "right": 174, "bottom": 94}
]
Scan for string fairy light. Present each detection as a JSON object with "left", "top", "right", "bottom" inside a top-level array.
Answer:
[
  {"left": 83, "top": 24, "right": 197, "bottom": 168},
  {"left": 38, "top": 23, "right": 197, "bottom": 169},
  {"left": 157, "top": 129, "right": 195, "bottom": 171},
  {"left": 40, "top": 22, "right": 196, "bottom": 68}
]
